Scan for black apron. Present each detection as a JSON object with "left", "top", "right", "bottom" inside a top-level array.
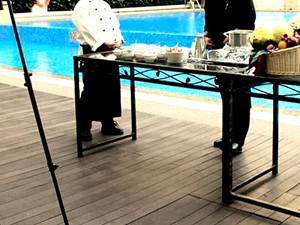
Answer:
[{"left": 79, "top": 44, "right": 121, "bottom": 128}]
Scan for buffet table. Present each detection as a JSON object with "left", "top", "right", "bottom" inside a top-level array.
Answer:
[{"left": 73, "top": 51, "right": 300, "bottom": 217}]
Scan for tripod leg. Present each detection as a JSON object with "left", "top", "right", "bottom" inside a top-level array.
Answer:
[{"left": 5, "top": 1, "right": 69, "bottom": 224}]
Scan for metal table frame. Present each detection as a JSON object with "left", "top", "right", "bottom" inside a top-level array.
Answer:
[{"left": 74, "top": 52, "right": 300, "bottom": 217}]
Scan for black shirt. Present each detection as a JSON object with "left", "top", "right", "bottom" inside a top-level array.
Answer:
[{"left": 204, "top": 0, "right": 256, "bottom": 49}]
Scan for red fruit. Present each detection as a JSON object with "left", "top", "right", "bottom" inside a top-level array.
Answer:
[{"left": 287, "top": 37, "right": 298, "bottom": 47}]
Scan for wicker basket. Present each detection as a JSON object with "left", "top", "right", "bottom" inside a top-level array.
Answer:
[{"left": 266, "top": 44, "right": 300, "bottom": 75}]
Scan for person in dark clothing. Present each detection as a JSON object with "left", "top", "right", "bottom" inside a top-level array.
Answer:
[
  {"left": 72, "top": 0, "right": 125, "bottom": 142},
  {"left": 204, "top": 0, "right": 256, "bottom": 154}
]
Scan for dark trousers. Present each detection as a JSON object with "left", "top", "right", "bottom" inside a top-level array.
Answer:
[
  {"left": 79, "top": 45, "right": 122, "bottom": 130},
  {"left": 218, "top": 78, "right": 251, "bottom": 146}
]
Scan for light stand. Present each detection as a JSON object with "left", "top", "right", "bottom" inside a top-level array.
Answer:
[{"left": 1, "top": 1, "right": 69, "bottom": 224}]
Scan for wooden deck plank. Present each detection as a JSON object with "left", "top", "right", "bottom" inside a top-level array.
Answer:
[{"left": 1, "top": 82, "right": 300, "bottom": 225}]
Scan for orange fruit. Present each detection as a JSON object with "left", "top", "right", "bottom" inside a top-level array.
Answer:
[{"left": 278, "top": 40, "right": 287, "bottom": 49}]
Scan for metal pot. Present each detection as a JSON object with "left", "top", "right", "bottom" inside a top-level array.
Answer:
[{"left": 224, "top": 30, "right": 253, "bottom": 47}]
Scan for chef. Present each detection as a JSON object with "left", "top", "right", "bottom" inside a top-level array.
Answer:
[
  {"left": 204, "top": 0, "right": 256, "bottom": 155},
  {"left": 72, "top": 0, "right": 125, "bottom": 142}
]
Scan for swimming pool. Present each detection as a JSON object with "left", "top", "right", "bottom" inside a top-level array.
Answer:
[{"left": 0, "top": 11, "right": 299, "bottom": 111}]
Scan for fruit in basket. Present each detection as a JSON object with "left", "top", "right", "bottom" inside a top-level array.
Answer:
[
  {"left": 277, "top": 34, "right": 299, "bottom": 49},
  {"left": 251, "top": 23, "right": 300, "bottom": 52},
  {"left": 251, "top": 22, "right": 300, "bottom": 75},
  {"left": 271, "top": 23, "right": 294, "bottom": 43},
  {"left": 251, "top": 26, "right": 273, "bottom": 45},
  {"left": 287, "top": 37, "right": 299, "bottom": 47},
  {"left": 250, "top": 26, "right": 274, "bottom": 51},
  {"left": 278, "top": 40, "right": 287, "bottom": 49}
]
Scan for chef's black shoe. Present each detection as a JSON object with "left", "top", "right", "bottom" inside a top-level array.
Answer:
[
  {"left": 81, "top": 130, "right": 92, "bottom": 142},
  {"left": 101, "top": 120, "right": 124, "bottom": 135},
  {"left": 231, "top": 143, "right": 242, "bottom": 155},
  {"left": 213, "top": 139, "right": 223, "bottom": 148},
  {"left": 219, "top": 142, "right": 243, "bottom": 156}
]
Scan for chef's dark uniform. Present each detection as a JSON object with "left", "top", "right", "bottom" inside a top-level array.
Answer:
[{"left": 204, "top": 0, "right": 256, "bottom": 146}]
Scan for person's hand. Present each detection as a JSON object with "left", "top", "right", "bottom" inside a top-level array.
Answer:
[
  {"left": 223, "top": 36, "right": 229, "bottom": 45},
  {"left": 104, "top": 40, "right": 122, "bottom": 50},
  {"left": 114, "top": 40, "right": 123, "bottom": 48},
  {"left": 205, "top": 37, "right": 214, "bottom": 50}
]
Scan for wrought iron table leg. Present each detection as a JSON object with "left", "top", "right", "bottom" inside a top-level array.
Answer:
[{"left": 222, "top": 78, "right": 234, "bottom": 203}]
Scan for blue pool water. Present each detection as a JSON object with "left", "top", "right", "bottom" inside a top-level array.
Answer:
[{"left": 0, "top": 11, "right": 299, "bottom": 111}]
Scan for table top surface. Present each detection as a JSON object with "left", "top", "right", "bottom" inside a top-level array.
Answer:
[{"left": 74, "top": 52, "right": 300, "bottom": 85}]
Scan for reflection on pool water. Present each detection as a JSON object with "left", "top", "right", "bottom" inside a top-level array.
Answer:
[{"left": 0, "top": 11, "right": 299, "bottom": 111}]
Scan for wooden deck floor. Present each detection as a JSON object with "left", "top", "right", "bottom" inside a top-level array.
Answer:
[{"left": 1, "top": 81, "right": 300, "bottom": 225}]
